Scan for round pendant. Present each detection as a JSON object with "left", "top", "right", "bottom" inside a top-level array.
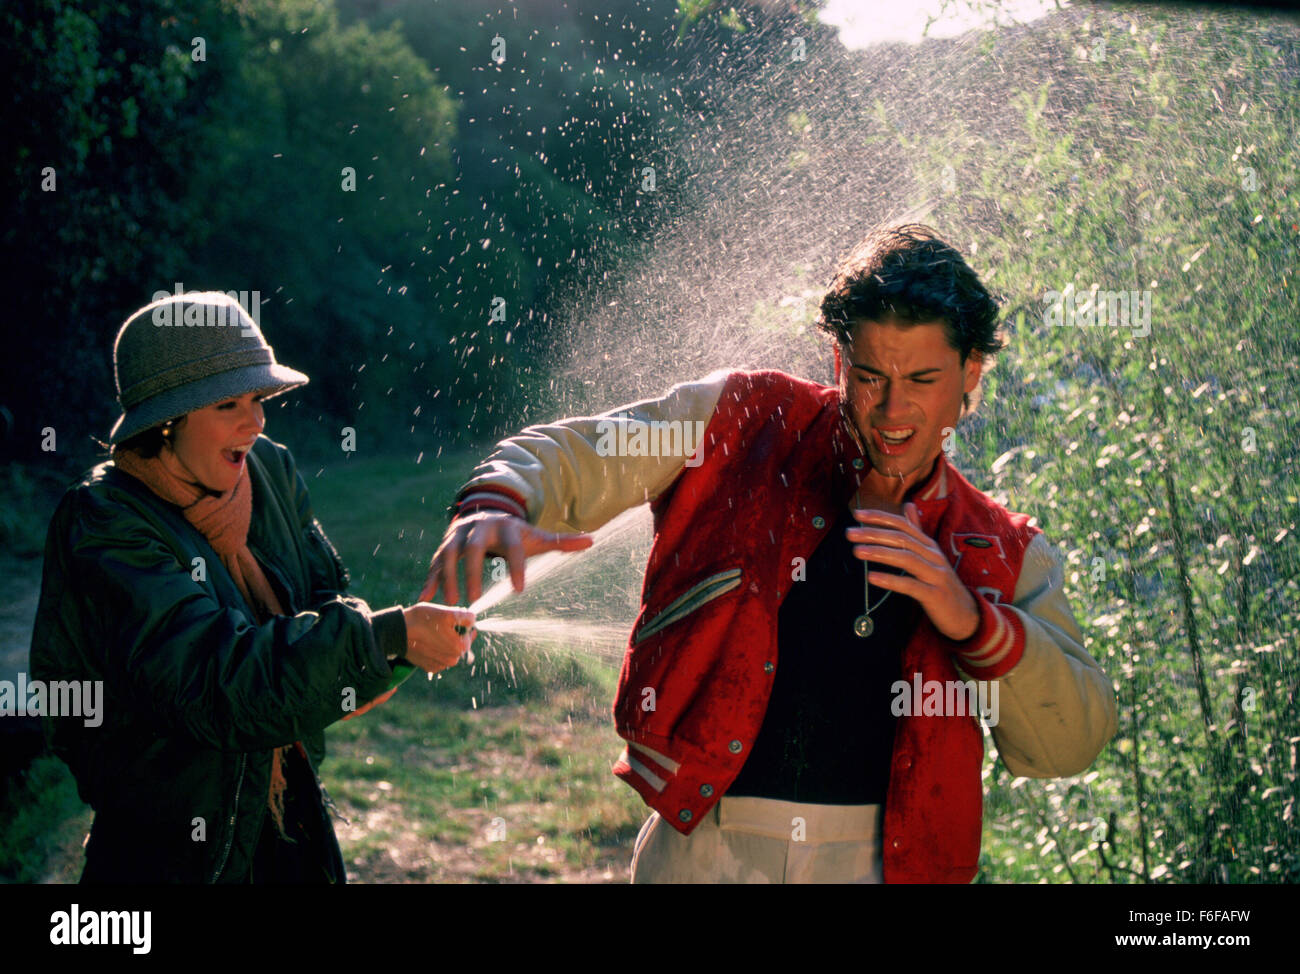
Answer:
[{"left": 853, "top": 614, "right": 874, "bottom": 638}]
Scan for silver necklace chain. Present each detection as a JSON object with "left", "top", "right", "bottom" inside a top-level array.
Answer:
[{"left": 852, "top": 486, "right": 892, "bottom": 638}]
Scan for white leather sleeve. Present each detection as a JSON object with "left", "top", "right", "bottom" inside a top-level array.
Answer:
[
  {"left": 959, "top": 532, "right": 1119, "bottom": 778},
  {"left": 457, "top": 369, "right": 732, "bottom": 534}
]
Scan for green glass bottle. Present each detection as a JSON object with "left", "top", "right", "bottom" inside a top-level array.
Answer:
[{"left": 384, "top": 659, "right": 418, "bottom": 692}]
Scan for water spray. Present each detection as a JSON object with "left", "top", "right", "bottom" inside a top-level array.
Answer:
[{"left": 385, "top": 505, "right": 653, "bottom": 694}]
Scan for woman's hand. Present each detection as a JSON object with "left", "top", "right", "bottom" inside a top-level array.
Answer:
[
  {"left": 401, "top": 603, "right": 477, "bottom": 674},
  {"left": 343, "top": 604, "right": 475, "bottom": 721}
]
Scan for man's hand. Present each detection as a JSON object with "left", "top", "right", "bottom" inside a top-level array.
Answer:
[
  {"left": 419, "top": 511, "right": 594, "bottom": 605},
  {"left": 846, "top": 502, "right": 981, "bottom": 642}
]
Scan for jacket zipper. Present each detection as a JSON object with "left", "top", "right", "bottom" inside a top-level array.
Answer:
[
  {"left": 209, "top": 753, "right": 247, "bottom": 883},
  {"left": 634, "top": 568, "right": 743, "bottom": 645},
  {"left": 309, "top": 517, "right": 350, "bottom": 589}
]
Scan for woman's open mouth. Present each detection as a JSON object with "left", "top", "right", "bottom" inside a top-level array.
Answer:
[
  {"left": 874, "top": 426, "right": 916, "bottom": 456},
  {"left": 221, "top": 448, "right": 248, "bottom": 468}
]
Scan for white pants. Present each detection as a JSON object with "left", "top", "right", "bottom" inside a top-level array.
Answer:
[{"left": 630, "top": 796, "right": 883, "bottom": 884}]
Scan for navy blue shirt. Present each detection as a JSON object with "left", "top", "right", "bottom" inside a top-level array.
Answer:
[{"left": 727, "top": 504, "right": 920, "bottom": 805}]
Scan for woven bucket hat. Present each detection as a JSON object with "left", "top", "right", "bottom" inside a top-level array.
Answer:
[{"left": 109, "top": 292, "right": 309, "bottom": 445}]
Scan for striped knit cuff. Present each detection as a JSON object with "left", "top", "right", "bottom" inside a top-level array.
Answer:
[
  {"left": 452, "top": 487, "right": 528, "bottom": 522},
  {"left": 950, "top": 592, "right": 1025, "bottom": 679}
]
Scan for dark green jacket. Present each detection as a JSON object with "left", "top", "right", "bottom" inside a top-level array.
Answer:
[{"left": 28, "top": 435, "right": 405, "bottom": 883}]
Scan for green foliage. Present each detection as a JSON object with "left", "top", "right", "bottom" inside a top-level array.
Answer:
[
  {"left": 4, "top": 0, "right": 691, "bottom": 465},
  {"left": 1, "top": 0, "right": 237, "bottom": 465},
  {"left": 0, "top": 755, "right": 89, "bottom": 883},
  {"left": 177, "top": 0, "right": 465, "bottom": 450},
  {"left": 904, "top": 7, "right": 1300, "bottom": 882},
  {"left": 675, "top": 0, "right": 826, "bottom": 38}
]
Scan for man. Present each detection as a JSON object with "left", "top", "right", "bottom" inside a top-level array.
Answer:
[{"left": 421, "top": 224, "right": 1117, "bottom": 883}]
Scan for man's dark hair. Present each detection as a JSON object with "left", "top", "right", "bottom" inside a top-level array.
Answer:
[{"left": 815, "top": 224, "right": 1004, "bottom": 364}]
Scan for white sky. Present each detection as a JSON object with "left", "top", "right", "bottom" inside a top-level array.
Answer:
[{"left": 818, "top": 0, "right": 1066, "bottom": 47}]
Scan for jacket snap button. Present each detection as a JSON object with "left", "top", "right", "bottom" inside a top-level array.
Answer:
[
  {"left": 728, "top": 739, "right": 743, "bottom": 754},
  {"left": 852, "top": 458, "right": 864, "bottom": 469},
  {"left": 700, "top": 784, "right": 714, "bottom": 798},
  {"left": 679, "top": 809, "right": 693, "bottom": 823},
  {"left": 898, "top": 755, "right": 912, "bottom": 771},
  {"left": 892, "top": 838, "right": 902, "bottom": 850},
  {"left": 763, "top": 661, "right": 774, "bottom": 674},
  {"left": 811, "top": 516, "right": 825, "bottom": 529}
]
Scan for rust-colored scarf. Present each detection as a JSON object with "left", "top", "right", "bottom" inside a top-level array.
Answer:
[{"left": 113, "top": 445, "right": 297, "bottom": 837}]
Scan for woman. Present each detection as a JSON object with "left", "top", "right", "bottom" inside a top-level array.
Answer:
[{"left": 29, "top": 291, "right": 474, "bottom": 883}]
